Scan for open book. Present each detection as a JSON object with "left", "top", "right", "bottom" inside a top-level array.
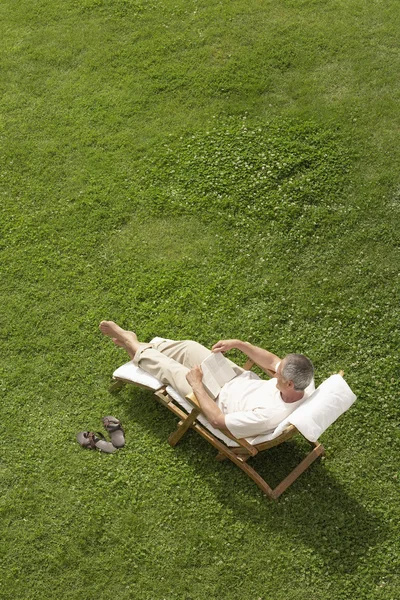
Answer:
[{"left": 201, "top": 352, "right": 238, "bottom": 399}]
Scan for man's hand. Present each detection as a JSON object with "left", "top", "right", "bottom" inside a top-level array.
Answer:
[
  {"left": 185, "top": 365, "right": 227, "bottom": 431},
  {"left": 212, "top": 339, "right": 239, "bottom": 353},
  {"left": 213, "top": 338, "right": 281, "bottom": 375},
  {"left": 186, "top": 365, "right": 204, "bottom": 391}
]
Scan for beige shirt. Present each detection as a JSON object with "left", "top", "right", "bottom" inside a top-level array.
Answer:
[{"left": 218, "top": 371, "right": 315, "bottom": 439}]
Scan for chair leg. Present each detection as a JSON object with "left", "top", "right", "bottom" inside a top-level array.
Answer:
[
  {"left": 214, "top": 439, "right": 324, "bottom": 499},
  {"left": 109, "top": 379, "right": 126, "bottom": 393},
  {"left": 154, "top": 389, "right": 172, "bottom": 407},
  {"left": 227, "top": 453, "right": 276, "bottom": 498},
  {"left": 271, "top": 443, "right": 325, "bottom": 499},
  {"left": 168, "top": 408, "right": 200, "bottom": 447},
  {"left": 186, "top": 422, "right": 276, "bottom": 498},
  {"left": 216, "top": 452, "right": 250, "bottom": 463}
]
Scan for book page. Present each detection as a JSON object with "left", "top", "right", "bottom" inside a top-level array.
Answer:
[
  {"left": 200, "top": 361, "right": 221, "bottom": 399},
  {"left": 201, "top": 352, "right": 237, "bottom": 399}
]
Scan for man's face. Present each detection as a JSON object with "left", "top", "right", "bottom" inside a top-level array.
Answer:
[{"left": 275, "top": 358, "right": 293, "bottom": 393}]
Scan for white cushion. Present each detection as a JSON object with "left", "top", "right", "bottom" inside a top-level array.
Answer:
[
  {"left": 111, "top": 338, "right": 178, "bottom": 389},
  {"left": 113, "top": 361, "right": 164, "bottom": 391},
  {"left": 285, "top": 374, "right": 356, "bottom": 442}
]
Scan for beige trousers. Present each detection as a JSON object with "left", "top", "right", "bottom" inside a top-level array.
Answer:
[{"left": 133, "top": 339, "right": 241, "bottom": 398}]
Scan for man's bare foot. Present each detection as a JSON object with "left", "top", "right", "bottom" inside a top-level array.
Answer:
[
  {"left": 99, "top": 321, "right": 139, "bottom": 356},
  {"left": 99, "top": 320, "right": 130, "bottom": 339},
  {"left": 111, "top": 337, "right": 125, "bottom": 348}
]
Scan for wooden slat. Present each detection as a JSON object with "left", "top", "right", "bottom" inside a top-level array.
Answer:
[
  {"left": 154, "top": 388, "right": 172, "bottom": 406},
  {"left": 253, "top": 426, "right": 297, "bottom": 451}
]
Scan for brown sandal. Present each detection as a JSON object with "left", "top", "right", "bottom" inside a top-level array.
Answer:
[
  {"left": 102, "top": 416, "right": 125, "bottom": 448},
  {"left": 76, "top": 431, "right": 117, "bottom": 453}
]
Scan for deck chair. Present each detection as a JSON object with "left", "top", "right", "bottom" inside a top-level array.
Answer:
[{"left": 110, "top": 338, "right": 356, "bottom": 499}]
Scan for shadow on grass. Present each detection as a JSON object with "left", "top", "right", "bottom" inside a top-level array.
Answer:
[
  {"left": 116, "top": 385, "right": 385, "bottom": 575},
  {"left": 223, "top": 443, "right": 384, "bottom": 574}
]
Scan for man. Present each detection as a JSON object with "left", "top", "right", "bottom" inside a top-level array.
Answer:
[{"left": 99, "top": 321, "right": 315, "bottom": 439}]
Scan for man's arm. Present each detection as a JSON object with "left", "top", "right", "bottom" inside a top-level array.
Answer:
[
  {"left": 212, "top": 339, "right": 281, "bottom": 375},
  {"left": 186, "top": 366, "right": 228, "bottom": 431}
]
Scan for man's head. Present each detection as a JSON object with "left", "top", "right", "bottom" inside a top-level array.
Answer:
[{"left": 276, "top": 354, "right": 314, "bottom": 392}]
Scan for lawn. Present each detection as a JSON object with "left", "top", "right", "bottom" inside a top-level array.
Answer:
[{"left": 0, "top": 1, "right": 399, "bottom": 599}]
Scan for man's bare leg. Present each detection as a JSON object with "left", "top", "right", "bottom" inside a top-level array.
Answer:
[
  {"left": 99, "top": 320, "right": 193, "bottom": 395},
  {"left": 99, "top": 320, "right": 140, "bottom": 359}
]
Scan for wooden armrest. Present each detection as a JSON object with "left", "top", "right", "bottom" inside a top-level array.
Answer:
[
  {"left": 242, "top": 358, "right": 276, "bottom": 379},
  {"left": 185, "top": 391, "right": 200, "bottom": 408},
  {"left": 242, "top": 358, "right": 255, "bottom": 371}
]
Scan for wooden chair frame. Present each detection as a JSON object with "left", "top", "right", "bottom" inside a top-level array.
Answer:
[{"left": 110, "top": 358, "right": 329, "bottom": 500}]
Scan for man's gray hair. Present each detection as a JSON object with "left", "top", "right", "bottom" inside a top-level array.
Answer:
[{"left": 281, "top": 354, "right": 314, "bottom": 391}]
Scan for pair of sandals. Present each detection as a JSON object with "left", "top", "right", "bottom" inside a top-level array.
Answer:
[{"left": 76, "top": 416, "right": 125, "bottom": 454}]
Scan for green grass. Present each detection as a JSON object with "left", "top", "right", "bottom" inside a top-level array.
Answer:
[{"left": 1, "top": 0, "right": 399, "bottom": 599}]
